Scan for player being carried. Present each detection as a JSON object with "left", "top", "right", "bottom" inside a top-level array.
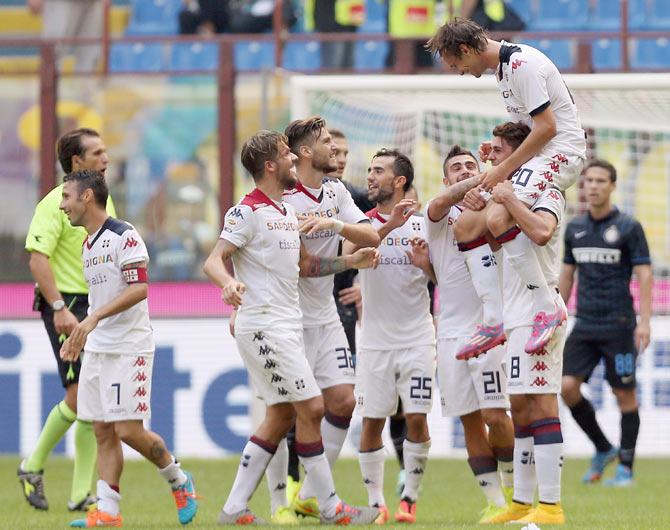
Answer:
[
  {"left": 345, "top": 148, "right": 435, "bottom": 524},
  {"left": 204, "top": 130, "right": 380, "bottom": 525},
  {"left": 59, "top": 169, "right": 199, "bottom": 527},
  {"left": 427, "top": 18, "right": 586, "bottom": 358}
]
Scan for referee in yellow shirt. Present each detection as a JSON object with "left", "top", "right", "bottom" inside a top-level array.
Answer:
[{"left": 19, "top": 128, "right": 116, "bottom": 512}]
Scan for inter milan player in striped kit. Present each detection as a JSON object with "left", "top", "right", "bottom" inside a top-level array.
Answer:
[{"left": 560, "top": 159, "right": 652, "bottom": 487}]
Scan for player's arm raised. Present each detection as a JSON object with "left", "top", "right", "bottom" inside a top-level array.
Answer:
[
  {"left": 299, "top": 242, "right": 379, "bottom": 277},
  {"left": 427, "top": 174, "right": 482, "bottom": 221},
  {"left": 60, "top": 261, "right": 149, "bottom": 362},
  {"left": 204, "top": 239, "right": 246, "bottom": 307},
  {"left": 481, "top": 106, "right": 557, "bottom": 190}
]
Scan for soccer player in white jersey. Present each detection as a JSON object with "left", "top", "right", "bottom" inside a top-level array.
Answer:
[
  {"left": 427, "top": 18, "right": 586, "bottom": 358},
  {"left": 343, "top": 149, "right": 435, "bottom": 524},
  {"left": 58, "top": 169, "right": 199, "bottom": 528},
  {"left": 204, "top": 130, "right": 380, "bottom": 526},
  {"left": 425, "top": 145, "right": 515, "bottom": 524},
  {"left": 267, "top": 116, "right": 379, "bottom": 519},
  {"left": 462, "top": 125, "right": 569, "bottom": 525}
]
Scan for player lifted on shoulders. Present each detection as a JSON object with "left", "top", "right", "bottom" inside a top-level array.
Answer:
[
  {"left": 59, "top": 169, "right": 199, "bottom": 527},
  {"left": 427, "top": 18, "right": 586, "bottom": 357},
  {"left": 346, "top": 149, "right": 435, "bottom": 524},
  {"left": 425, "top": 145, "right": 515, "bottom": 524},
  {"left": 264, "top": 117, "right": 379, "bottom": 520},
  {"left": 205, "top": 130, "right": 379, "bottom": 526}
]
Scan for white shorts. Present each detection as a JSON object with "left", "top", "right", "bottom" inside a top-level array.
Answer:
[
  {"left": 504, "top": 321, "right": 567, "bottom": 395},
  {"left": 77, "top": 351, "right": 154, "bottom": 422},
  {"left": 437, "top": 337, "right": 509, "bottom": 417},
  {"left": 303, "top": 322, "right": 355, "bottom": 389},
  {"left": 354, "top": 344, "right": 436, "bottom": 418},
  {"left": 236, "top": 328, "right": 321, "bottom": 406},
  {"left": 511, "top": 151, "right": 585, "bottom": 206}
]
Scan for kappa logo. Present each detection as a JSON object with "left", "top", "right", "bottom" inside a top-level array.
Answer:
[
  {"left": 511, "top": 59, "right": 526, "bottom": 71},
  {"left": 409, "top": 468, "right": 424, "bottom": 475},
  {"left": 270, "top": 373, "right": 284, "bottom": 383},
  {"left": 229, "top": 207, "right": 244, "bottom": 219},
  {"left": 479, "top": 480, "right": 489, "bottom": 487},
  {"left": 264, "top": 359, "right": 278, "bottom": 370},
  {"left": 277, "top": 387, "right": 289, "bottom": 396},
  {"left": 295, "top": 379, "right": 305, "bottom": 390},
  {"left": 548, "top": 190, "right": 560, "bottom": 201},
  {"left": 548, "top": 161, "right": 560, "bottom": 173},
  {"left": 552, "top": 153, "right": 568, "bottom": 164},
  {"left": 123, "top": 237, "right": 138, "bottom": 250},
  {"left": 526, "top": 284, "right": 539, "bottom": 290},
  {"left": 133, "top": 372, "right": 147, "bottom": 382},
  {"left": 134, "top": 387, "right": 147, "bottom": 397},
  {"left": 259, "top": 345, "right": 274, "bottom": 356},
  {"left": 275, "top": 482, "right": 286, "bottom": 491},
  {"left": 134, "top": 356, "right": 147, "bottom": 367},
  {"left": 134, "top": 402, "right": 149, "bottom": 413},
  {"left": 481, "top": 254, "right": 497, "bottom": 268},
  {"left": 253, "top": 331, "right": 265, "bottom": 342},
  {"left": 534, "top": 181, "right": 547, "bottom": 192},
  {"left": 531, "top": 361, "right": 549, "bottom": 371},
  {"left": 532, "top": 348, "right": 549, "bottom": 356},
  {"left": 540, "top": 170, "right": 554, "bottom": 182},
  {"left": 529, "top": 192, "right": 539, "bottom": 200},
  {"left": 531, "top": 376, "right": 549, "bottom": 387}
]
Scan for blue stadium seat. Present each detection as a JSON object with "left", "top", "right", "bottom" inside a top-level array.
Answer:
[
  {"left": 590, "top": 0, "right": 621, "bottom": 31},
  {"left": 169, "top": 42, "right": 218, "bottom": 71},
  {"left": 354, "top": 40, "right": 389, "bottom": 70},
  {"left": 234, "top": 41, "right": 275, "bottom": 71},
  {"left": 628, "top": 0, "right": 649, "bottom": 30},
  {"left": 362, "top": 0, "right": 387, "bottom": 32},
  {"left": 109, "top": 42, "right": 165, "bottom": 72},
  {"left": 504, "top": 0, "right": 533, "bottom": 27},
  {"left": 283, "top": 41, "right": 321, "bottom": 70},
  {"left": 522, "top": 39, "right": 573, "bottom": 70},
  {"left": 632, "top": 38, "right": 670, "bottom": 69},
  {"left": 647, "top": 0, "right": 670, "bottom": 30},
  {"left": 530, "top": 0, "right": 588, "bottom": 31},
  {"left": 591, "top": 38, "right": 621, "bottom": 69},
  {"left": 126, "top": 0, "right": 180, "bottom": 35}
]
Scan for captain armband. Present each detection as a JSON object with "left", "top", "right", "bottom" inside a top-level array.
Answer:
[{"left": 122, "top": 267, "right": 148, "bottom": 284}]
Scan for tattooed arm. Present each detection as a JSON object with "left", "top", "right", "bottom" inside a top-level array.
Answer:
[
  {"left": 427, "top": 174, "right": 482, "bottom": 221},
  {"left": 299, "top": 243, "right": 379, "bottom": 277}
]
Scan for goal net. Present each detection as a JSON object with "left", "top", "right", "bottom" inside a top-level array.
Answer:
[{"left": 291, "top": 73, "right": 670, "bottom": 455}]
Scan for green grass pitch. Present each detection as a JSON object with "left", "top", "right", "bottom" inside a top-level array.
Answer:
[{"left": 4, "top": 456, "right": 669, "bottom": 528}]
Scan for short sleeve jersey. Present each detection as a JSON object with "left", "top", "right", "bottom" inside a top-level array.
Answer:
[
  {"left": 496, "top": 41, "right": 586, "bottom": 159},
  {"left": 220, "top": 188, "right": 302, "bottom": 334},
  {"left": 25, "top": 184, "right": 116, "bottom": 294},
  {"left": 82, "top": 217, "right": 153, "bottom": 354},
  {"left": 503, "top": 188, "right": 566, "bottom": 329},
  {"left": 563, "top": 207, "right": 650, "bottom": 331},
  {"left": 358, "top": 209, "right": 435, "bottom": 350},
  {"left": 283, "top": 178, "right": 369, "bottom": 328},
  {"left": 424, "top": 203, "right": 482, "bottom": 339}
]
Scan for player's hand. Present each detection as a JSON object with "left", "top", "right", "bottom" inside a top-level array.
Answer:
[
  {"left": 53, "top": 306, "right": 79, "bottom": 336},
  {"left": 297, "top": 214, "right": 335, "bottom": 237},
  {"left": 338, "top": 284, "right": 362, "bottom": 306},
  {"left": 463, "top": 186, "right": 487, "bottom": 211},
  {"left": 478, "top": 141, "right": 493, "bottom": 163},
  {"left": 349, "top": 248, "right": 380, "bottom": 270},
  {"left": 405, "top": 237, "right": 431, "bottom": 270},
  {"left": 387, "top": 199, "right": 416, "bottom": 230},
  {"left": 222, "top": 280, "right": 246, "bottom": 308},
  {"left": 59, "top": 315, "right": 98, "bottom": 362},
  {"left": 480, "top": 165, "right": 507, "bottom": 191},
  {"left": 635, "top": 321, "right": 650, "bottom": 353},
  {"left": 490, "top": 180, "right": 515, "bottom": 204}
]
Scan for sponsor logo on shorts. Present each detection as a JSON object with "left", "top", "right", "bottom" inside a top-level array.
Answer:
[
  {"left": 552, "top": 153, "right": 568, "bottom": 164},
  {"left": 540, "top": 171, "right": 554, "bottom": 182},
  {"left": 277, "top": 387, "right": 289, "bottom": 396},
  {"left": 134, "top": 387, "right": 147, "bottom": 397},
  {"left": 270, "top": 373, "right": 284, "bottom": 383},
  {"left": 133, "top": 371, "right": 147, "bottom": 382},
  {"left": 134, "top": 356, "right": 147, "bottom": 367},
  {"left": 534, "top": 181, "right": 547, "bottom": 192},
  {"left": 253, "top": 331, "right": 265, "bottom": 341},
  {"left": 531, "top": 361, "right": 549, "bottom": 371},
  {"left": 264, "top": 359, "right": 278, "bottom": 370},
  {"left": 531, "top": 376, "right": 549, "bottom": 387},
  {"left": 548, "top": 161, "right": 560, "bottom": 173},
  {"left": 531, "top": 348, "right": 549, "bottom": 356},
  {"left": 259, "top": 345, "right": 274, "bottom": 356},
  {"left": 295, "top": 379, "right": 305, "bottom": 390},
  {"left": 134, "top": 402, "right": 149, "bottom": 413}
]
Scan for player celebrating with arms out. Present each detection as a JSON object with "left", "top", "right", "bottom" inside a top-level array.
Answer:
[
  {"left": 205, "top": 130, "right": 380, "bottom": 525},
  {"left": 59, "top": 169, "right": 199, "bottom": 527},
  {"left": 427, "top": 18, "right": 586, "bottom": 359}
]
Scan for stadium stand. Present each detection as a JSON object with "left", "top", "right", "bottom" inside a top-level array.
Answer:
[
  {"left": 234, "top": 41, "right": 276, "bottom": 72},
  {"left": 632, "top": 38, "right": 670, "bottom": 69},
  {"left": 529, "top": 0, "right": 589, "bottom": 31},
  {"left": 283, "top": 41, "right": 321, "bottom": 70},
  {"left": 109, "top": 42, "right": 165, "bottom": 72},
  {"left": 648, "top": 0, "right": 670, "bottom": 30},
  {"left": 169, "top": 42, "right": 218, "bottom": 72},
  {"left": 520, "top": 38, "right": 573, "bottom": 69},
  {"left": 125, "top": 0, "right": 181, "bottom": 35},
  {"left": 591, "top": 38, "right": 621, "bottom": 70}
]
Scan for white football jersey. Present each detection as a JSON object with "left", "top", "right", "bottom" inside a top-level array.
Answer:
[
  {"left": 82, "top": 217, "right": 153, "bottom": 354},
  {"left": 283, "top": 178, "right": 369, "bottom": 328},
  {"left": 358, "top": 209, "right": 435, "bottom": 350},
  {"left": 425, "top": 203, "right": 483, "bottom": 339},
  {"left": 220, "top": 188, "right": 302, "bottom": 334},
  {"left": 502, "top": 188, "right": 566, "bottom": 329},
  {"left": 497, "top": 41, "right": 586, "bottom": 159}
]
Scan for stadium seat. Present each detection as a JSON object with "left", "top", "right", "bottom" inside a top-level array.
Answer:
[
  {"left": 363, "top": 0, "right": 387, "bottom": 33},
  {"left": 169, "top": 42, "right": 218, "bottom": 72},
  {"left": 125, "top": 0, "right": 180, "bottom": 35},
  {"left": 109, "top": 42, "right": 165, "bottom": 72},
  {"left": 647, "top": 0, "right": 670, "bottom": 30},
  {"left": 503, "top": 0, "right": 533, "bottom": 27},
  {"left": 591, "top": 38, "right": 621, "bottom": 69},
  {"left": 529, "top": 0, "right": 589, "bottom": 31},
  {"left": 632, "top": 38, "right": 670, "bottom": 69},
  {"left": 628, "top": 0, "right": 649, "bottom": 30},
  {"left": 521, "top": 39, "right": 573, "bottom": 70},
  {"left": 590, "top": 0, "right": 621, "bottom": 31},
  {"left": 234, "top": 41, "right": 275, "bottom": 71},
  {"left": 354, "top": 40, "right": 389, "bottom": 70},
  {"left": 283, "top": 41, "right": 321, "bottom": 71}
]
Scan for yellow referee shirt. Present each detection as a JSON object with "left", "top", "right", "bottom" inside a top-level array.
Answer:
[{"left": 25, "top": 184, "right": 117, "bottom": 294}]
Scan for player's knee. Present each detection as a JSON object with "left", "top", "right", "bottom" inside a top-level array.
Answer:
[
  {"left": 486, "top": 204, "right": 512, "bottom": 237},
  {"left": 612, "top": 387, "right": 638, "bottom": 411},
  {"left": 299, "top": 399, "right": 325, "bottom": 427},
  {"left": 560, "top": 376, "right": 582, "bottom": 405},
  {"left": 481, "top": 409, "right": 510, "bottom": 432},
  {"left": 404, "top": 414, "right": 428, "bottom": 440},
  {"left": 93, "top": 422, "right": 117, "bottom": 445},
  {"left": 325, "top": 391, "right": 355, "bottom": 417}
]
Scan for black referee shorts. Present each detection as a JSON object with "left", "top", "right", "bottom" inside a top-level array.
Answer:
[
  {"left": 563, "top": 326, "right": 638, "bottom": 389},
  {"left": 39, "top": 293, "right": 89, "bottom": 388}
]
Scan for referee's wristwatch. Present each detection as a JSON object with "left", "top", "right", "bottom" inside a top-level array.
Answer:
[{"left": 52, "top": 300, "right": 66, "bottom": 311}]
